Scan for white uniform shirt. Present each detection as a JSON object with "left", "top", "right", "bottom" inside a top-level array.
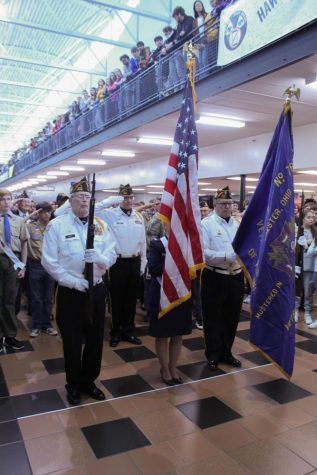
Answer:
[
  {"left": 41, "top": 211, "right": 117, "bottom": 288},
  {"left": 96, "top": 206, "right": 147, "bottom": 273},
  {"left": 201, "top": 212, "right": 240, "bottom": 271}
]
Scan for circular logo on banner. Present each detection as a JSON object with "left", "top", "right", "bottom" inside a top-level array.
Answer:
[{"left": 224, "top": 10, "right": 247, "bottom": 51}]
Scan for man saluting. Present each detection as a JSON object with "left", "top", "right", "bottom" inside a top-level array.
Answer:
[{"left": 42, "top": 177, "right": 117, "bottom": 405}]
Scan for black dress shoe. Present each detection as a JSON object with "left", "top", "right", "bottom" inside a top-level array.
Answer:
[
  {"left": 221, "top": 355, "right": 242, "bottom": 367},
  {"left": 109, "top": 336, "right": 120, "bottom": 348},
  {"left": 121, "top": 335, "right": 142, "bottom": 345},
  {"left": 80, "top": 383, "right": 106, "bottom": 401},
  {"left": 160, "top": 370, "right": 175, "bottom": 386},
  {"left": 172, "top": 377, "right": 183, "bottom": 385},
  {"left": 207, "top": 359, "right": 218, "bottom": 371},
  {"left": 66, "top": 386, "right": 81, "bottom": 406}
]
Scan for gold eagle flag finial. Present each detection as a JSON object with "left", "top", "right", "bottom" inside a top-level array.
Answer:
[{"left": 283, "top": 84, "right": 300, "bottom": 115}]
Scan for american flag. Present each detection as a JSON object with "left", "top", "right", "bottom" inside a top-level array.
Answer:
[{"left": 158, "top": 80, "right": 205, "bottom": 317}]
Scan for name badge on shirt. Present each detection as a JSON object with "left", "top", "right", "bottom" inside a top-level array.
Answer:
[
  {"left": 135, "top": 220, "right": 142, "bottom": 224},
  {"left": 65, "top": 234, "right": 76, "bottom": 239}
]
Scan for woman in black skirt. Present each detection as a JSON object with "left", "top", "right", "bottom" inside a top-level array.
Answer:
[{"left": 148, "top": 225, "right": 192, "bottom": 386}]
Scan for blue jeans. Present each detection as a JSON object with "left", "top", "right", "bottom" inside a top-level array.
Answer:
[{"left": 28, "top": 259, "right": 55, "bottom": 330}]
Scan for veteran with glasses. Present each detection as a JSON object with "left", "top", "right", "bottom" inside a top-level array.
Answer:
[
  {"left": 42, "top": 177, "right": 117, "bottom": 406},
  {"left": 201, "top": 187, "right": 244, "bottom": 371}
]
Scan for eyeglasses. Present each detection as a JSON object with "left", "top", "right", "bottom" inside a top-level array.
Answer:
[
  {"left": 217, "top": 202, "right": 233, "bottom": 207},
  {"left": 75, "top": 194, "right": 91, "bottom": 201}
]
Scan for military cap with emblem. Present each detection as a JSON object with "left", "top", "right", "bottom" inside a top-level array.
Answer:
[
  {"left": 17, "top": 190, "right": 30, "bottom": 199},
  {"left": 200, "top": 200, "right": 210, "bottom": 210},
  {"left": 214, "top": 186, "right": 232, "bottom": 200},
  {"left": 119, "top": 184, "right": 133, "bottom": 196},
  {"left": 70, "top": 177, "right": 91, "bottom": 194}
]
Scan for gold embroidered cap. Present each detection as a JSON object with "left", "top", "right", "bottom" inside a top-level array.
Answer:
[
  {"left": 70, "top": 177, "right": 91, "bottom": 194},
  {"left": 119, "top": 184, "right": 133, "bottom": 196},
  {"left": 214, "top": 186, "right": 232, "bottom": 200}
]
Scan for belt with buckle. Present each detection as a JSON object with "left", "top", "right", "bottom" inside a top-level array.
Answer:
[
  {"left": 206, "top": 265, "right": 242, "bottom": 275},
  {"left": 117, "top": 253, "right": 140, "bottom": 259}
]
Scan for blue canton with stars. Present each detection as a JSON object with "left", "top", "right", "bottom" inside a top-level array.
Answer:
[{"left": 174, "top": 82, "right": 199, "bottom": 175}]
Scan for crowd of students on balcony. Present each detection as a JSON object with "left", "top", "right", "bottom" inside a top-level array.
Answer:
[{"left": 1, "top": 0, "right": 235, "bottom": 176}]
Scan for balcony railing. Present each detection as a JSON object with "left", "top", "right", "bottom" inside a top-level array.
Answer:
[{"left": 6, "top": 23, "right": 220, "bottom": 178}]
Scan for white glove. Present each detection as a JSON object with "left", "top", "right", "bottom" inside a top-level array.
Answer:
[
  {"left": 99, "top": 196, "right": 124, "bottom": 208},
  {"left": 226, "top": 251, "right": 237, "bottom": 263},
  {"left": 84, "top": 249, "right": 107, "bottom": 267},
  {"left": 54, "top": 199, "right": 70, "bottom": 217},
  {"left": 298, "top": 236, "right": 307, "bottom": 247},
  {"left": 295, "top": 265, "right": 301, "bottom": 276},
  {"left": 73, "top": 278, "right": 89, "bottom": 292}
]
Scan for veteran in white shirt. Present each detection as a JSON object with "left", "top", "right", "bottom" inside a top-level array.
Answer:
[
  {"left": 42, "top": 177, "right": 116, "bottom": 406},
  {"left": 201, "top": 187, "right": 244, "bottom": 371}
]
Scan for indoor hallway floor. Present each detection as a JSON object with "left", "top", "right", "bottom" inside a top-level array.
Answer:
[{"left": 1, "top": 306, "right": 317, "bottom": 475}]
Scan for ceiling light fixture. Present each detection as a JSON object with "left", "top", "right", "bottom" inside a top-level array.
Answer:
[
  {"left": 296, "top": 170, "right": 317, "bottom": 176},
  {"left": 196, "top": 115, "right": 245, "bottom": 128},
  {"left": 227, "top": 177, "right": 258, "bottom": 182},
  {"left": 47, "top": 171, "right": 69, "bottom": 176},
  {"left": 147, "top": 191, "right": 163, "bottom": 194},
  {"left": 133, "top": 188, "right": 146, "bottom": 191},
  {"left": 101, "top": 150, "right": 135, "bottom": 158},
  {"left": 294, "top": 189, "right": 315, "bottom": 193},
  {"left": 77, "top": 159, "right": 106, "bottom": 165},
  {"left": 198, "top": 182, "right": 212, "bottom": 185},
  {"left": 146, "top": 185, "right": 164, "bottom": 189},
  {"left": 60, "top": 166, "right": 85, "bottom": 171},
  {"left": 102, "top": 189, "right": 116, "bottom": 193},
  {"left": 200, "top": 188, "right": 217, "bottom": 191},
  {"left": 38, "top": 175, "right": 56, "bottom": 180},
  {"left": 294, "top": 182, "right": 317, "bottom": 187},
  {"left": 137, "top": 137, "right": 173, "bottom": 146},
  {"left": 246, "top": 185, "right": 257, "bottom": 189}
]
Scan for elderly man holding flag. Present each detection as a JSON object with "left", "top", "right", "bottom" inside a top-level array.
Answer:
[{"left": 233, "top": 89, "right": 297, "bottom": 378}]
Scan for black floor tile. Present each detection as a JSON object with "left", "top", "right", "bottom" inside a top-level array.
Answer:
[
  {"left": 296, "top": 340, "right": 317, "bottom": 354},
  {"left": 101, "top": 375, "right": 154, "bottom": 398},
  {"left": 0, "top": 420, "right": 22, "bottom": 446},
  {"left": 11, "top": 389, "right": 66, "bottom": 417},
  {"left": 182, "top": 337, "right": 205, "bottom": 351},
  {"left": 236, "top": 329, "right": 250, "bottom": 341},
  {"left": 114, "top": 346, "right": 156, "bottom": 363},
  {"left": 178, "top": 361, "right": 226, "bottom": 380},
  {"left": 239, "top": 310, "right": 251, "bottom": 322},
  {"left": 254, "top": 378, "right": 312, "bottom": 404},
  {"left": 0, "top": 381, "right": 9, "bottom": 398},
  {"left": 82, "top": 417, "right": 151, "bottom": 458},
  {"left": 1, "top": 341, "right": 34, "bottom": 355},
  {"left": 177, "top": 396, "right": 241, "bottom": 429},
  {"left": 296, "top": 329, "right": 316, "bottom": 339},
  {"left": 0, "top": 397, "right": 15, "bottom": 423},
  {"left": 0, "top": 441, "right": 32, "bottom": 475},
  {"left": 42, "top": 357, "right": 65, "bottom": 374},
  {"left": 240, "top": 351, "right": 270, "bottom": 366},
  {"left": 134, "top": 326, "right": 149, "bottom": 337}
]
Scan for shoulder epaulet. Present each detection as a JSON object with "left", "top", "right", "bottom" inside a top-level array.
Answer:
[{"left": 95, "top": 216, "right": 107, "bottom": 231}]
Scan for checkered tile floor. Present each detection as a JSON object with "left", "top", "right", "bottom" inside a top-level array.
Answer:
[{"left": 1, "top": 305, "right": 317, "bottom": 475}]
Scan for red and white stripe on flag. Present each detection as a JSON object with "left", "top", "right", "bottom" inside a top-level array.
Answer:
[{"left": 158, "top": 141, "right": 205, "bottom": 317}]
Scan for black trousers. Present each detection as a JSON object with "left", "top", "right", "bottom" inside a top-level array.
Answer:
[
  {"left": 201, "top": 268, "right": 244, "bottom": 362},
  {"left": 109, "top": 256, "right": 140, "bottom": 337},
  {"left": 56, "top": 283, "right": 106, "bottom": 388}
]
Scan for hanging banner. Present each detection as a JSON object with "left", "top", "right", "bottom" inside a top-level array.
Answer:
[{"left": 217, "top": 0, "right": 317, "bottom": 66}]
